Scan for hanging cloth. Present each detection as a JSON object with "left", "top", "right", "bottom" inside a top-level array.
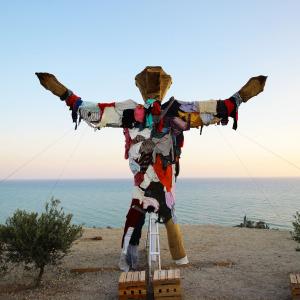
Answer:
[
  {"left": 153, "top": 155, "right": 172, "bottom": 192},
  {"left": 144, "top": 99, "right": 156, "bottom": 129},
  {"left": 224, "top": 98, "right": 239, "bottom": 130}
]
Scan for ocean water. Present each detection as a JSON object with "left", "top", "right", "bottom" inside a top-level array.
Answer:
[{"left": 0, "top": 178, "right": 299, "bottom": 229}]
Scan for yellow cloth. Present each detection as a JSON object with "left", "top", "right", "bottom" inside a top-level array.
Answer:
[
  {"left": 178, "top": 111, "right": 202, "bottom": 128},
  {"left": 165, "top": 219, "right": 186, "bottom": 260}
]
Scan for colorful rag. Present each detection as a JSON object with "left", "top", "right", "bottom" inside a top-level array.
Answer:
[
  {"left": 144, "top": 99, "right": 156, "bottom": 129},
  {"left": 98, "top": 102, "right": 115, "bottom": 112},
  {"left": 224, "top": 98, "right": 238, "bottom": 130},
  {"left": 165, "top": 191, "right": 175, "bottom": 209},
  {"left": 66, "top": 93, "right": 80, "bottom": 108},
  {"left": 123, "top": 128, "right": 131, "bottom": 160},
  {"left": 153, "top": 155, "right": 172, "bottom": 192},
  {"left": 134, "top": 104, "right": 145, "bottom": 123}
]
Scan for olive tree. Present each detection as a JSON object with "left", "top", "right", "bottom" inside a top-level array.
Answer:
[
  {"left": 0, "top": 198, "right": 82, "bottom": 286},
  {"left": 292, "top": 211, "right": 300, "bottom": 243},
  {"left": 0, "top": 225, "right": 7, "bottom": 273}
]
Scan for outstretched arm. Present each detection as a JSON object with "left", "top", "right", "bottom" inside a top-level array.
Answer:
[
  {"left": 35, "top": 72, "right": 138, "bottom": 129},
  {"left": 175, "top": 75, "right": 267, "bottom": 130}
]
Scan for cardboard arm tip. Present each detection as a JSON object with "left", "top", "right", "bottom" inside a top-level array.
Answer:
[
  {"left": 238, "top": 75, "right": 268, "bottom": 102},
  {"left": 35, "top": 72, "right": 68, "bottom": 98}
]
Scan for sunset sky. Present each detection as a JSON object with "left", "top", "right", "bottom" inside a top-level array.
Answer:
[{"left": 1, "top": 0, "right": 300, "bottom": 179}]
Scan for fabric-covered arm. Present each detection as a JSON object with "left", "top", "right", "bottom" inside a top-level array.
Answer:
[
  {"left": 172, "top": 75, "right": 267, "bottom": 130},
  {"left": 35, "top": 72, "right": 139, "bottom": 129}
]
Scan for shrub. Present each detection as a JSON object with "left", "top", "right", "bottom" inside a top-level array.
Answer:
[
  {"left": 0, "top": 198, "right": 82, "bottom": 286},
  {"left": 292, "top": 211, "right": 300, "bottom": 243},
  {"left": 0, "top": 225, "right": 7, "bottom": 273}
]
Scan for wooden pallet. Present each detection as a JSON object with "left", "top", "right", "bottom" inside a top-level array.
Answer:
[
  {"left": 153, "top": 269, "right": 182, "bottom": 300},
  {"left": 119, "top": 271, "right": 147, "bottom": 299},
  {"left": 290, "top": 273, "right": 300, "bottom": 300}
]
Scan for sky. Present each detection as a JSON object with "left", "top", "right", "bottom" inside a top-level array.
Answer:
[{"left": 0, "top": 0, "right": 300, "bottom": 179}]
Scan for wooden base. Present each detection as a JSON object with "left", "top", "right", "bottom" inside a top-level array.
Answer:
[
  {"left": 119, "top": 271, "right": 147, "bottom": 299},
  {"left": 290, "top": 274, "right": 300, "bottom": 300},
  {"left": 153, "top": 269, "right": 182, "bottom": 300}
]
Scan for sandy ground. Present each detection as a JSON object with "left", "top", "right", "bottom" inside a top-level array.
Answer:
[{"left": 1, "top": 224, "right": 300, "bottom": 300}]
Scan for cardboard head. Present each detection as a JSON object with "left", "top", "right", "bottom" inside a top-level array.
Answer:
[{"left": 135, "top": 66, "right": 172, "bottom": 102}]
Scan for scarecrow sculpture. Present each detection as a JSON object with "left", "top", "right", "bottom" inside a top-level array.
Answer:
[{"left": 36, "top": 67, "right": 267, "bottom": 271}]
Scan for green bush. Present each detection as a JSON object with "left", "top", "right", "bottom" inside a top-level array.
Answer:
[
  {"left": 292, "top": 211, "right": 300, "bottom": 243},
  {"left": 0, "top": 198, "right": 82, "bottom": 286},
  {"left": 0, "top": 225, "right": 7, "bottom": 273}
]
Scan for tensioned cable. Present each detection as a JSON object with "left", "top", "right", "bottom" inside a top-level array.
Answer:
[
  {"left": 215, "top": 126, "right": 281, "bottom": 219},
  {"left": 45, "top": 126, "right": 87, "bottom": 200},
  {"left": 238, "top": 131, "right": 300, "bottom": 173},
  {"left": 0, "top": 128, "right": 73, "bottom": 184}
]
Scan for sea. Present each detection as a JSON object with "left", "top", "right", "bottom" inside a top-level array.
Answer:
[{"left": 0, "top": 178, "right": 299, "bottom": 230}]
